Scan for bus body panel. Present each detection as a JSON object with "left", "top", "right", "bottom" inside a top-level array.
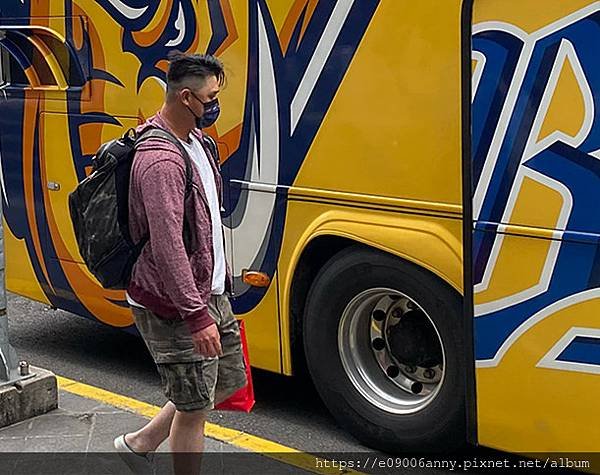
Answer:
[{"left": 472, "top": 0, "right": 600, "bottom": 452}]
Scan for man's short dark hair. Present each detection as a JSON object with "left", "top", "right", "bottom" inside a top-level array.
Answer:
[{"left": 166, "top": 51, "right": 225, "bottom": 94}]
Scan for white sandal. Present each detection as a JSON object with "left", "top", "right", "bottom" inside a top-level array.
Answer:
[{"left": 114, "top": 434, "right": 155, "bottom": 475}]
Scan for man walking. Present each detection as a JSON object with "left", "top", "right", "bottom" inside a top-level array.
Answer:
[{"left": 114, "top": 52, "right": 246, "bottom": 474}]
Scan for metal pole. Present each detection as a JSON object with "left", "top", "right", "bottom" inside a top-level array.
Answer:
[{"left": 0, "top": 217, "right": 31, "bottom": 386}]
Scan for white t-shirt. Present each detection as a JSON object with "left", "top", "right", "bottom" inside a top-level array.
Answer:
[
  {"left": 181, "top": 134, "right": 226, "bottom": 295},
  {"left": 126, "top": 133, "right": 226, "bottom": 308}
]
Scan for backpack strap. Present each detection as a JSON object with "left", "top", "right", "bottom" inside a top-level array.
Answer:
[
  {"left": 134, "top": 127, "right": 194, "bottom": 197},
  {"left": 201, "top": 134, "right": 220, "bottom": 170}
]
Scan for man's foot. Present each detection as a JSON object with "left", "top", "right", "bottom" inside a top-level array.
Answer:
[{"left": 114, "top": 434, "right": 155, "bottom": 474}]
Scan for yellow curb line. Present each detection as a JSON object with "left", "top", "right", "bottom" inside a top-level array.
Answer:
[{"left": 56, "top": 376, "right": 362, "bottom": 475}]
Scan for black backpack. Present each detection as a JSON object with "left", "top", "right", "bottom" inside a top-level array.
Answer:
[{"left": 68, "top": 127, "right": 193, "bottom": 290}]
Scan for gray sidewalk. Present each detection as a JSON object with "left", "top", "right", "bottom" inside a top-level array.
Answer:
[{"left": 0, "top": 389, "right": 312, "bottom": 474}]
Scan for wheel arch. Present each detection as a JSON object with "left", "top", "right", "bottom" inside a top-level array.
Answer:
[{"left": 283, "top": 212, "right": 463, "bottom": 376}]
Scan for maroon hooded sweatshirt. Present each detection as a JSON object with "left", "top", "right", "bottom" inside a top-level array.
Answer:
[{"left": 127, "top": 112, "right": 232, "bottom": 333}]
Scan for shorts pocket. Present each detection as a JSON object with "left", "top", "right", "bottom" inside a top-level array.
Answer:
[{"left": 156, "top": 361, "right": 214, "bottom": 410}]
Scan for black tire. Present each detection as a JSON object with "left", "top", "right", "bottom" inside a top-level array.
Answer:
[{"left": 303, "top": 245, "right": 466, "bottom": 453}]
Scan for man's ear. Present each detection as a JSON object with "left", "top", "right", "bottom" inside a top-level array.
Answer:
[{"left": 179, "top": 88, "right": 191, "bottom": 106}]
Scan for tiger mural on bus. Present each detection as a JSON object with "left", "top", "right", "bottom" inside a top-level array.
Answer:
[{"left": 0, "top": 0, "right": 378, "bottom": 328}]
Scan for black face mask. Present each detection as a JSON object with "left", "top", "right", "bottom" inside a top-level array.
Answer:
[{"left": 186, "top": 92, "right": 220, "bottom": 129}]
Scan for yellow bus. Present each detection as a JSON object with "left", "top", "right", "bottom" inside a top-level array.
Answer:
[{"left": 0, "top": 0, "right": 598, "bottom": 454}]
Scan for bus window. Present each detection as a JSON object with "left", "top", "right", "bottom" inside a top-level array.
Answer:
[{"left": 0, "top": 26, "right": 86, "bottom": 90}]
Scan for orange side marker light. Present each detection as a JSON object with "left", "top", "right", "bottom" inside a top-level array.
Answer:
[{"left": 242, "top": 270, "right": 271, "bottom": 288}]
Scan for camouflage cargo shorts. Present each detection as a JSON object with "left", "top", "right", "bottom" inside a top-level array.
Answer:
[{"left": 131, "top": 294, "right": 247, "bottom": 412}]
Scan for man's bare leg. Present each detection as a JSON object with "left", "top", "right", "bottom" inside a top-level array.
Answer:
[
  {"left": 124, "top": 401, "right": 177, "bottom": 453},
  {"left": 169, "top": 409, "right": 207, "bottom": 475}
]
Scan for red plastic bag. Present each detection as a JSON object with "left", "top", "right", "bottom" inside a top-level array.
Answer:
[{"left": 215, "top": 319, "right": 255, "bottom": 412}]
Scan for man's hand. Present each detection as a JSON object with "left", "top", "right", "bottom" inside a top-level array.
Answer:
[{"left": 191, "top": 323, "right": 223, "bottom": 357}]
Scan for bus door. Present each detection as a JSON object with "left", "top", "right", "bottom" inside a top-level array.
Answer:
[
  {"left": 471, "top": 0, "right": 600, "bottom": 452},
  {"left": 0, "top": 17, "right": 93, "bottom": 302},
  {"left": 0, "top": 13, "right": 141, "bottom": 325}
]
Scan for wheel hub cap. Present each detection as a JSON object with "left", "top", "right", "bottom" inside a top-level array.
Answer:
[{"left": 338, "top": 288, "right": 445, "bottom": 414}]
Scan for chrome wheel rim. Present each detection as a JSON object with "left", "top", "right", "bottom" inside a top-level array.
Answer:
[{"left": 338, "top": 288, "right": 445, "bottom": 414}]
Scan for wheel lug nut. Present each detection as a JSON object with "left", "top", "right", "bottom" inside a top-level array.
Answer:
[
  {"left": 372, "top": 338, "right": 386, "bottom": 351},
  {"left": 392, "top": 309, "right": 402, "bottom": 318},
  {"left": 386, "top": 366, "right": 400, "bottom": 378},
  {"left": 424, "top": 369, "right": 436, "bottom": 379},
  {"left": 411, "top": 382, "right": 423, "bottom": 394},
  {"left": 372, "top": 310, "right": 386, "bottom": 321},
  {"left": 405, "top": 366, "right": 416, "bottom": 374},
  {"left": 406, "top": 301, "right": 416, "bottom": 309}
]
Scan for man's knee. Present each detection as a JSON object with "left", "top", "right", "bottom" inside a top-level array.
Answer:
[{"left": 174, "top": 407, "right": 210, "bottom": 424}]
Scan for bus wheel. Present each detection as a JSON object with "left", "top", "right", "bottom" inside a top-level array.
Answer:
[{"left": 303, "top": 246, "right": 465, "bottom": 452}]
